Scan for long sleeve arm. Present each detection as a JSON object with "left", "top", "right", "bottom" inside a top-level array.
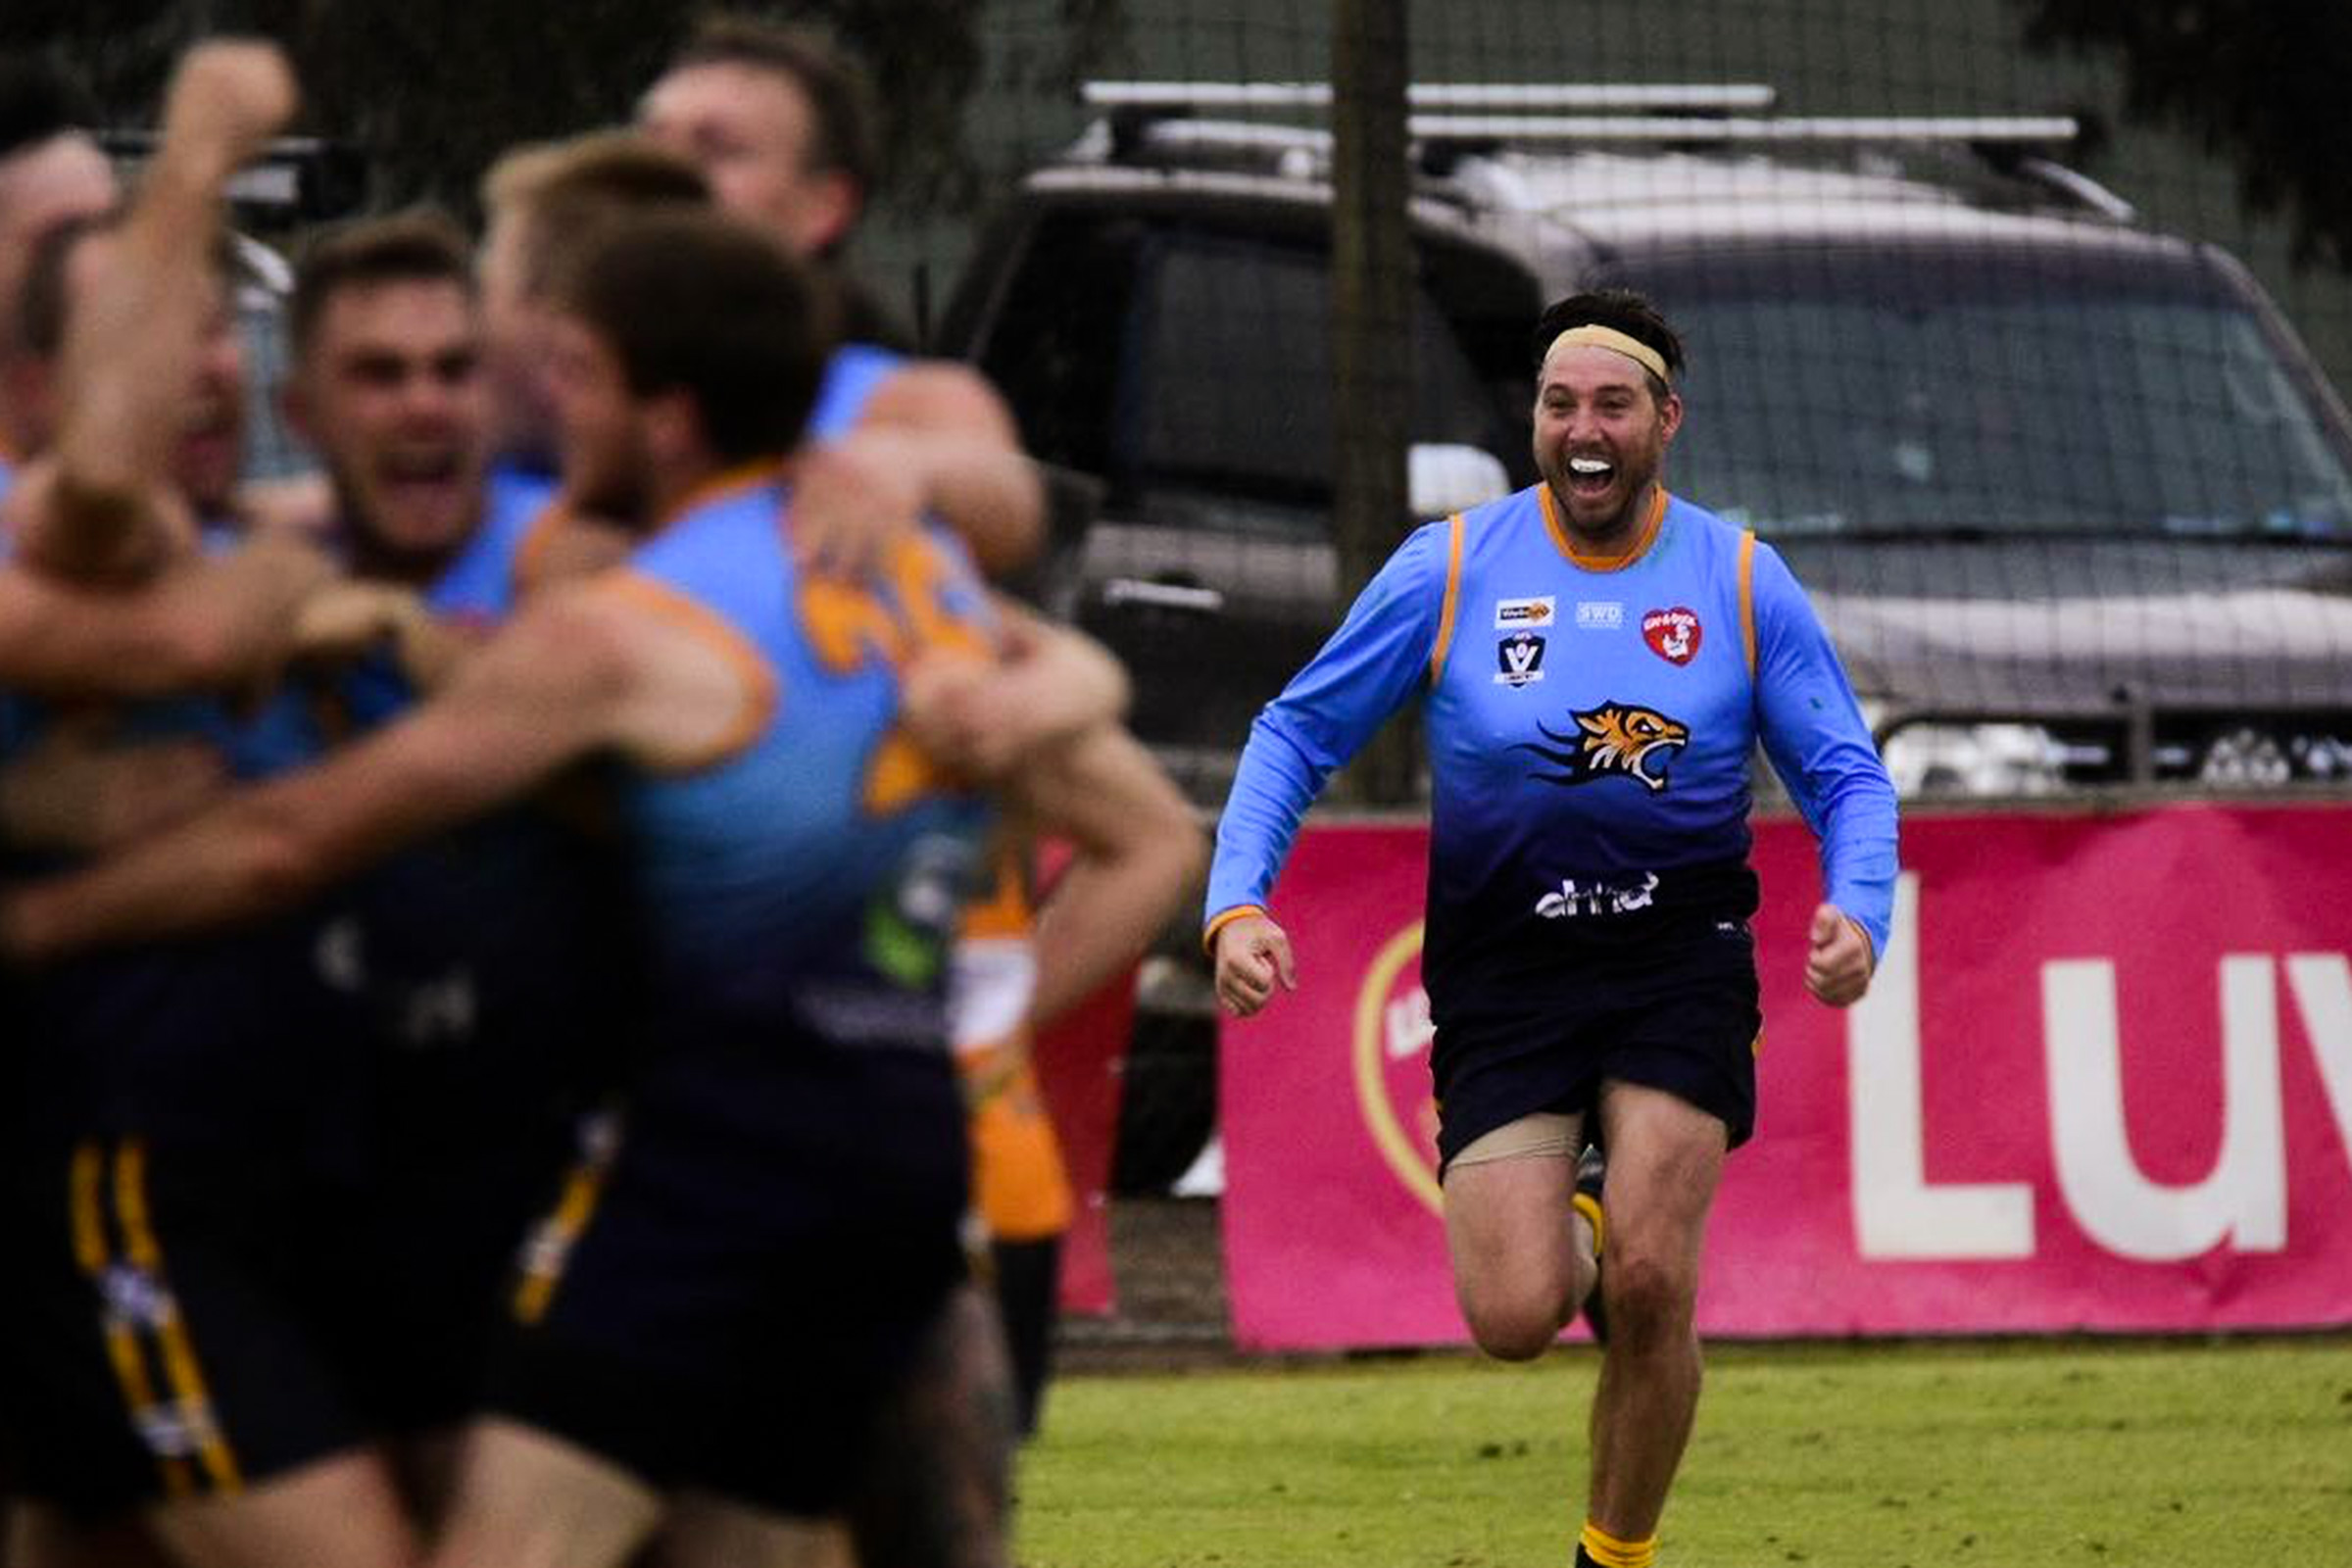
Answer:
[
  {"left": 1750, "top": 541, "right": 1899, "bottom": 959},
  {"left": 1204, "top": 519, "right": 1447, "bottom": 930}
]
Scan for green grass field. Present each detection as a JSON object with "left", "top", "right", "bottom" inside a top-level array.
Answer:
[{"left": 1014, "top": 1337, "right": 2352, "bottom": 1567}]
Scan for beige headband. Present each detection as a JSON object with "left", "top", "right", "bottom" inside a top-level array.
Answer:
[{"left": 1545, "top": 324, "right": 1671, "bottom": 387}]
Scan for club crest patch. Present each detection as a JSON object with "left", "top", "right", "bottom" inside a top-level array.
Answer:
[
  {"left": 1513, "top": 701, "right": 1690, "bottom": 792},
  {"left": 1494, "top": 631, "right": 1545, "bottom": 687},
  {"left": 1642, "top": 606, "right": 1702, "bottom": 665}
]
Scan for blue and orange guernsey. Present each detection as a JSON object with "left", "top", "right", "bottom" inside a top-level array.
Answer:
[
  {"left": 1206, "top": 483, "right": 1897, "bottom": 1015},
  {"left": 608, "top": 466, "right": 997, "bottom": 1043}
]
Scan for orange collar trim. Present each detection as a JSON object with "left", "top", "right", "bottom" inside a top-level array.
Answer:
[
  {"left": 655, "top": 458, "right": 787, "bottom": 531},
  {"left": 1540, "top": 483, "right": 1668, "bottom": 572}
]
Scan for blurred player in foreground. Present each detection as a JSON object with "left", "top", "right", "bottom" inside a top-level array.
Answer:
[{"left": 2, "top": 207, "right": 1116, "bottom": 1568}]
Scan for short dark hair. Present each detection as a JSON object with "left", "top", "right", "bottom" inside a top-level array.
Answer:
[
  {"left": 483, "top": 131, "right": 711, "bottom": 302},
  {"left": 0, "top": 55, "right": 97, "bottom": 166},
  {"left": 290, "top": 209, "right": 475, "bottom": 358},
  {"left": 552, "top": 210, "right": 837, "bottom": 466},
  {"left": 667, "top": 14, "right": 879, "bottom": 195},
  {"left": 1532, "top": 288, "right": 1686, "bottom": 400}
]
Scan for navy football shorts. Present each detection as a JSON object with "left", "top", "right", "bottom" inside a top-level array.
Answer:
[{"left": 1428, "top": 915, "right": 1762, "bottom": 1176}]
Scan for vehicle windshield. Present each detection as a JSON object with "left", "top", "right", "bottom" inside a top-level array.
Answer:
[
  {"left": 1121, "top": 231, "right": 1528, "bottom": 514},
  {"left": 1626, "top": 244, "right": 2352, "bottom": 541}
]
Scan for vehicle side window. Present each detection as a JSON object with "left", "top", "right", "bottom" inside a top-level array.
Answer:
[
  {"left": 972, "top": 214, "right": 1146, "bottom": 479},
  {"left": 970, "top": 214, "right": 1523, "bottom": 517},
  {"left": 1120, "top": 230, "right": 1519, "bottom": 507}
]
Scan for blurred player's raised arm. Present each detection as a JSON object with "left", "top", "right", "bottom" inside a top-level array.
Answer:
[{"left": 17, "top": 40, "right": 295, "bottom": 584}]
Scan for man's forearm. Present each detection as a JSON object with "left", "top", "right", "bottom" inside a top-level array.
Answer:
[
  {"left": 918, "top": 436, "right": 1045, "bottom": 577},
  {"left": 35, "top": 43, "right": 295, "bottom": 584},
  {"left": 1, "top": 790, "right": 313, "bottom": 960},
  {"left": 0, "top": 537, "right": 330, "bottom": 698},
  {"left": 1021, "top": 726, "right": 1204, "bottom": 1027}
]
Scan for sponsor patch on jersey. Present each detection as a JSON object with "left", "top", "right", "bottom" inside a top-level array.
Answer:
[
  {"left": 1494, "top": 631, "right": 1546, "bottom": 687},
  {"left": 1642, "top": 606, "right": 1703, "bottom": 665},
  {"left": 1574, "top": 600, "right": 1624, "bottom": 630},
  {"left": 1494, "top": 595, "right": 1556, "bottom": 630},
  {"left": 1536, "top": 870, "right": 1661, "bottom": 919},
  {"left": 1512, "top": 700, "right": 1690, "bottom": 792}
]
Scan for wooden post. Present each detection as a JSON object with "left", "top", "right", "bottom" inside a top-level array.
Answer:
[{"left": 1330, "top": 0, "right": 1417, "bottom": 805}]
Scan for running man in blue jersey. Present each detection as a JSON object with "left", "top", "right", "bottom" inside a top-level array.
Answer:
[
  {"left": 1206, "top": 288, "right": 1898, "bottom": 1568},
  {"left": 1, "top": 207, "right": 1118, "bottom": 1568}
]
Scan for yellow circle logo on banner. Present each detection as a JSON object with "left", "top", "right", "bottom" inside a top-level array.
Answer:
[{"left": 1350, "top": 919, "right": 1442, "bottom": 1215}]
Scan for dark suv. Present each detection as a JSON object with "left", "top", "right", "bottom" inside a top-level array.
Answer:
[{"left": 940, "top": 91, "right": 2352, "bottom": 1185}]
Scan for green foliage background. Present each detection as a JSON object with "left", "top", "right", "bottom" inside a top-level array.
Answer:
[{"left": 0, "top": 0, "right": 1127, "bottom": 218}]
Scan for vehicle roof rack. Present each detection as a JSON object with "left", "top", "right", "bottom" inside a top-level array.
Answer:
[
  {"left": 100, "top": 130, "right": 366, "bottom": 220},
  {"left": 1402, "top": 114, "right": 2081, "bottom": 147},
  {"left": 1082, "top": 80, "right": 1777, "bottom": 114},
  {"left": 2008, "top": 154, "right": 2135, "bottom": 221}
]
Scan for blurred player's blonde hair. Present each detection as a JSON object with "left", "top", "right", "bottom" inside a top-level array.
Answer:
[{"left": 481, "top": 130, "right": 711, "bottom": 301}]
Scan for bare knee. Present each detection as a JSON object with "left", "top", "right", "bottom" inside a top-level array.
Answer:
[
  {"left": 1600, "top": 1251, "right": 1697, "bottom": 1353},
  {"left": 1462, "top": 1292, "right": 1566, "bottom": 1361}
]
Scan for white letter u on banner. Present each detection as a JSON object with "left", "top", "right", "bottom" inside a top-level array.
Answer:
[{"left": 2044, "top": 955, "right": 2287, "bottom": 1262}]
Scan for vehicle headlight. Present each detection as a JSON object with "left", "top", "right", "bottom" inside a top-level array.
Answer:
[
  {"left": 2199, "top": 727, "right": 2293, "bottom": 787},
  {"left": 1879, "top": 722, "right": 2075, "bottom": 799},
  {"left": 2289, "top": 734, "right": 2352, "bottom": 780}
]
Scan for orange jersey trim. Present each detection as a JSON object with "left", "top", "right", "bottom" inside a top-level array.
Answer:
[
  {"left": 512, "top": 496, "right": 573, "bottom": 590},
  {"left": 594, "top": 571, "right": 779, "bottom": 772},
  {"left": 655, "top": 459, "right": 788, "bottom": 533},
  {"left": 1428, "top": 512, "right": 1466, "bottom": 685},
  {"left": 1540, "top": 483, "right": 1667, "bottom": 572},
  {"left": 1739, "top": 527, "right": 1759, "bottom": 678}
]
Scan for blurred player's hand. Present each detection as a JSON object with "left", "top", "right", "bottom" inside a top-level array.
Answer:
[
  {"left": 161, "top": 40, "right": 299, "bottom": 180},
  {"left": 0, "top": 716, "right": 226, "bottom": 854},
  {"left": 1805, "top": 903, "right": 1875, "bottom": 1007},
  {"left": 903, "top": 602, "right": 1128, "bottom": 781},
  {"left": 788, "top": 431, "right": 925, "bottom": 579},
  {"left": 514, "top": 509, "right": 633, "bottom": 595},
  {"left": 290, "top": 581, "right": 427, "bottom": 664},
  {"left": 901, "top": 651, "right": 1022, "bottom": 780},
  {"left": 236, "top": 474, "right": 336, "bottom": 541},
  {"left": 1212, "top": 912, "right": 1297, "bottom": 1018}
]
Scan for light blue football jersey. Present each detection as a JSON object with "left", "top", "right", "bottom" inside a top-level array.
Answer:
[
  {"left": 1208, "top": 483, "right": 1897, "bottom": 1009},
  {"left": 612, "top": 467, "right": 995, "bottom": 1046}
]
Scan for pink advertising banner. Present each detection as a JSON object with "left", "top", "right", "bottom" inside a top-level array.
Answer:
[{"left": 1218, "top": 803, "right": 2352, "bottom": 1349}]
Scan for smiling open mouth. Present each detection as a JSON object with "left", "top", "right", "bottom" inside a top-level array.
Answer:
[
  {"left": 383, "top": 450, "right": 466, "bottom": 486},
  {"left": 1567, "top": 455, "right": 1615, "bottom": 495}
]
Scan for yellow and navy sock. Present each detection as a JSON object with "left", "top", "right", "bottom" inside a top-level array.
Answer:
[
  {"left": 1574, "top": 1519, "right": 1658, "bottom": 1568},
  {"left": 1571, "top": 1189, "right": 1605, "bottom": 1256}
]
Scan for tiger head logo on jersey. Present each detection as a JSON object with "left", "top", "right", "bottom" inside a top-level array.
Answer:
[{"left": 1513, "top": 702, "right": 1690, "bottom": 792}]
